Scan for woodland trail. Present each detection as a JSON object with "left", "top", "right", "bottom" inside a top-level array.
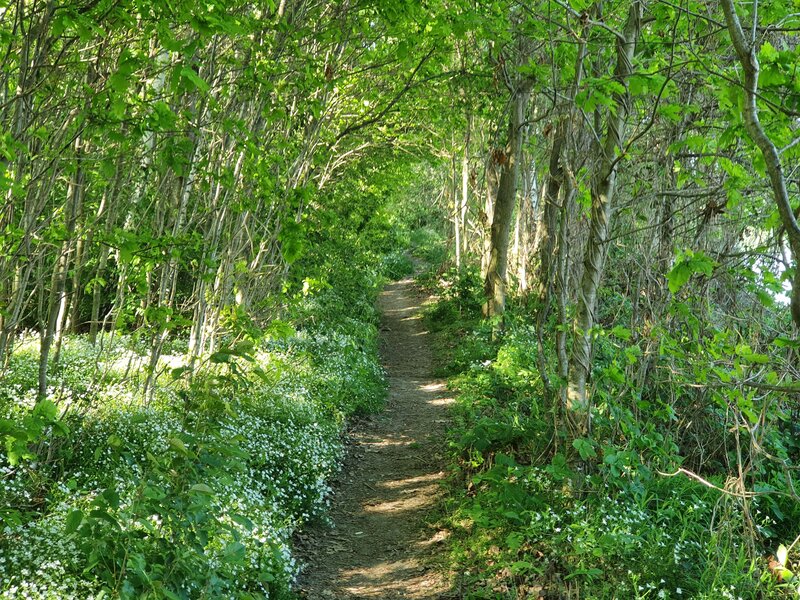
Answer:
[{"left": 297, "top": 276, "right": 456, "bottom": 599}]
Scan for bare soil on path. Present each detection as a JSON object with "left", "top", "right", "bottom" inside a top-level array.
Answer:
[{"left": 297, "top": 276, "right": 456, "bottom": 599}]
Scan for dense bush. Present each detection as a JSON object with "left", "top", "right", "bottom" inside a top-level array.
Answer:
[{"left": 425, "top": 279, "right": 799, "bottom": 600}]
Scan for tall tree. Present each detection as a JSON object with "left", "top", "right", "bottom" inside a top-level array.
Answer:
[
  {"left": 567, "top": 0, "right": 644, "bottom": 427},
  {"left": 721, "top": 0, "right": 800, "bottom": 327}
]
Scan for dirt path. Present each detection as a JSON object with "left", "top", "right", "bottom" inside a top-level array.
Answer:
[{"left": 297, "top": 276, "right": 455, "bottom": 599}]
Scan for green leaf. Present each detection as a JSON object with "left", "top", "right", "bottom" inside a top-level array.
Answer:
[
  {"left": 259, "top": 570, "right": 276, "bottom": 583},
  {"left": 759, "top": 41, "right": 779, "bottom": 63},
  {"left": 189, "top": 483, "right": 214, "bottom": 494},
  {"left": 565, "top": 567, "right": 603, "bottom": 580},
  {"left": 169, "top": 437, "right": 189, "bottom": 455},
  {"left": 773, "top": 337, "right": 800, "bottom": 349},
  {"left": 667, "top": 262, "right": 692, "bottom": 293},
  {"left": 506, "top": 532, "right": 524, "bottom": 551},
  {"left": 735, "top": 344, "right": 770, "bottom": 364},
  {"left": 755, "top": 289, "right": 775, "bottom": 307},
  {"left": 742, "top": 352, "right": 770, "bottom": 364},
  {"left": 604, "top": 81, "right": 627, "bottom": 96},
  {"left": 33, "top": 399, "right": 58, "bottom": 421},
  {"left": 210, "top": 351, "right": 232, "bottom": 364},
  {"left": 610, "top": 325, "right": 631, "bottom": 341},
  {"left": 171, "top": 366, "right": 192, "bottom": 381},
  {"left": 657, "top": 103, "right": 683, "bottom": 122},
  {"left": 510, "top": 561, "right": 534, "bottom": 575},
  {"left": 89, "top": 509, "right": 120, "bottom": 529},
  {"left": 231, "top": 513, "right": 255, "bottom": 531},
  {"left": 397, "top": 40, "right": 409, "bottom": 59},
  {"left": 576, "top": 89, "right": 614, "bottom": 113},
  {"left": 712, "top": 367, "right": 732, "bottom": 383},
  {"left": 101, "top": 488, "right": 121, "bottom": 510},
  {"left": 65, "top": 509, "right": 84, "bottom": 535},
  {"left": 107, "top": 72, "right": 130, "bottom": 94},
  {"left": 546, "top": 453, "right": 574, "bottom": 481},
  {"left": 278, "top": 219, "right": 306, "bottom": 264},
  {"left": 143, "top": 485, "right": 166, "bottom": 500},
  {"left": 572, "top": 437, "right": 597, "bottom": 460},
  {"left": 667, "top": 250, "right": 715, "bottom": 293},
  {"left": 778, "top": 544, "right": 789, "bottom": 566},
  {"left": 180, "top": 67, "right": 210, "bottom": 93},
  {"left": 222, "top": 541, "right": 246, "bottom": 562}
]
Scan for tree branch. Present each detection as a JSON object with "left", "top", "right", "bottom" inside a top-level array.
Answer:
[
  {"left": 721, "top": 0, "right": 800, "bottom": 326},
  {"left": 335, "top": 47, "right": 436, "bottom": 142}
]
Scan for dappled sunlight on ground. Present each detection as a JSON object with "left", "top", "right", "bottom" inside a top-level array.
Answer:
[
  {"left": 419, "top": 382, "right": 446, "bottom": 392},
  {"left": 426, "top": 396, "right": 454, "bottom": 407},
  {"left": 379, "top": 473, "right": 443, "bottom": 489},
  {"left": 362, "top": 484, "right": 441, "bottom": 514},
  {"left": 383, "top": 305, "right": 422, "bottom": 315},
  {"left": 339, "top": 557, "right": 446, "bottom": 599},
  {"left": 298, "top": 278, "right": 455, "bottom": 599},
  {"left": 402, "top": 315, "right": 423, "bottom": 322}
]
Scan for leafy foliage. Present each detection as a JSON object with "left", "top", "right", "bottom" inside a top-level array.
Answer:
[
  {"left": 0, "top": 221, "right": 391, "bottom": 598},
  {"left": 427, "top": 284, "right": 800, "bottom": 599}
]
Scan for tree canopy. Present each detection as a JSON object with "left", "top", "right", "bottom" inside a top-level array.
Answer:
[{"left": 2, "top": 0, "right": 800, "bottom": 596}]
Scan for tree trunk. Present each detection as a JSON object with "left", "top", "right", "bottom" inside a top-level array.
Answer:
[
  {"left": 453, "top": 152, "right": 461, "bottom": 269},
  {"left": 38, "top": 134, "right": 83, "bottom": 400},
  {"left": 460, "top": 113, "right": 471, "bottom": 267},
  {"left": 535, "top": 118, "right": 568, "bottom": 302},
  {"left": 721, "top": 0, "right": 800, "bottom": 328},
  {"left": 481, "top": 156, "right": 498, "bottom": 281},
  {"left": 484, "top": 83, "right": 531, "bottom": 318},
  {"left": 567, "top": 1, "right": 642, "bottom": 426}
]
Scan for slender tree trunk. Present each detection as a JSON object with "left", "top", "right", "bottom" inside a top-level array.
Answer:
[
  {"left": 557, "top": 170, "right": 576, "bottom": 404},
  {"left": 67, "top": 234, "right": 85, "bottom": 332},
  {"left": 519, "top": 162, "right": 537, "bottom": 294},
  {"left": 567, "top": 1, "right": 642, "bottom": 426},
  {"left": 460, "top": 113, "right": 471, "bottom": 266},
  {"left": 536, "top": 118, "right": 568, "bottom": 301},
  {"left": 481, "top": 156, "right": 498, "bottom": 281},
  {"left": 39, "top": 134, "right": 83, "bottom": 399},
  {"left": 54, "top": 137, "right": 87, "bottom": 364},
  {"left": 484, "top": 83, "right": 531, "bottom": 318},
  {"left": 453, "top": 151, "right": 461, "bottom": 269},
  {"left": 535, "top": 19, "right": 588, "bottom": 305},
  {"left": 721, "top": 0, "right": 800, "bottom": 327},
  {"left": 89, "top": 156, "right": 125, "bottom": 344},
  {"left": 513, "top": 187, "right": 522, "bottom": 289},
  {"left": 0, "top": 1, "right": 50, "bottom": 365}
]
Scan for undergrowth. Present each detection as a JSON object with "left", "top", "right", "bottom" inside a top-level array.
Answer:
[
  {"left": 424, "top": 268, "right": 800, "bottom": 600},
  {"left": 0, "top": 221, "right": 404, "bottom": 598}
]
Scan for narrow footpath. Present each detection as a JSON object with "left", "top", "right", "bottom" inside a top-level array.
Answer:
[{"left": 298, "top": 276, "right": 455, "bottom": 599}]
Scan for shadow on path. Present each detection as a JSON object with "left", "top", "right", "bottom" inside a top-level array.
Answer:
[{"left": 297, "top": 277, "right": 456, "bottom": 599}]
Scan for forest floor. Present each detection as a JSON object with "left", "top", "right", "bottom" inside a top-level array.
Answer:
[{"left": 296, "top": 275, "right": 456, "bottom": 599}]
